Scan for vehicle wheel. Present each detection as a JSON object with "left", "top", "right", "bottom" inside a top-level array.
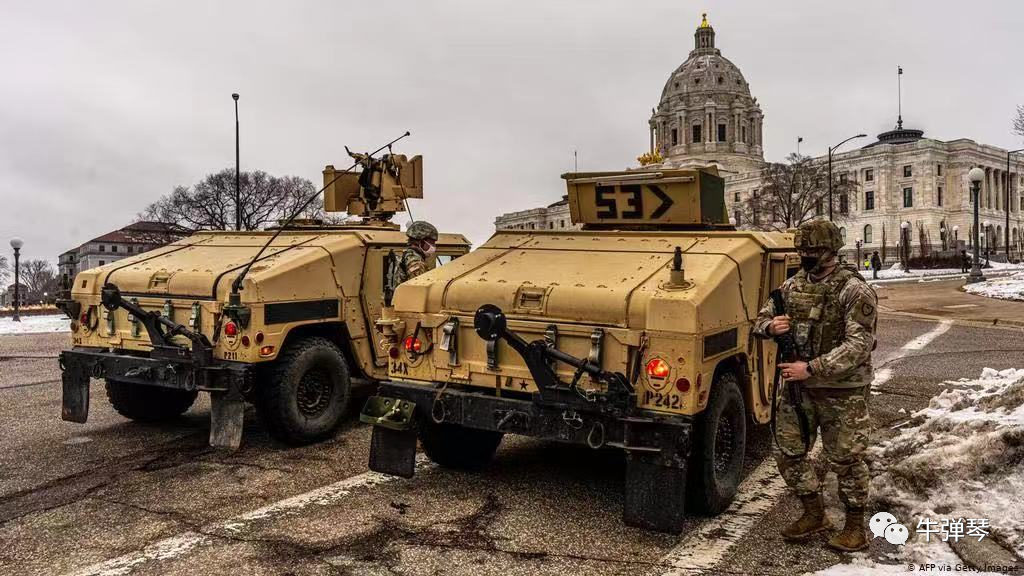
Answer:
[
  {"left": 419, "top": 420, "right": 503, "bottom": 470},
  {"left": 257, "top": 336, "right": 351, "bottom": 445},
  {"left": 105, "top": 379, "right": 198, "bottom": 422},
  {"left": 688, "top": 370, "right": 746, "bottom": 515}
]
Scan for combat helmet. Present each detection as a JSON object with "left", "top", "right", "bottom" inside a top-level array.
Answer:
[
  {"left": 406, "top": 221, "right": 438, "bottom": 242},
  {"left": 794, "top": 219, "right": 844, "bottom": 252}
]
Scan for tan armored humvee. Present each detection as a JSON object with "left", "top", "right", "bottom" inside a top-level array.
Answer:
[
  {"left": 58, "top": 151, "right": 470, "bottom": 449},
  {"left": 362, "top": 167, "right": 799, "bottom": 532}
]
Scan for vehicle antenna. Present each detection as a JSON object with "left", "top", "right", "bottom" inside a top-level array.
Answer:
[{"left": 229, "top": 131, "right": 411, "bottom": 298}]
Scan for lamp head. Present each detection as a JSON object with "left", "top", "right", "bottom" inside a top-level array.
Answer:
[
  {"left": 9, "top": 237, "right": 23, "bottom": 250},
  {"left": 232, "top": 93, "right": 239, "bottom": 101},
  {"left": 968, "top": 167, "right": 985, "bottom": 183},
  {"left": 900, "top": 222, "right": 910, "bottom": 230}
]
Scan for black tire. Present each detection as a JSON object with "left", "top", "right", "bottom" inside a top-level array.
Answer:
[
  {"left": 688, "top": 370, "right": 747, "bottom": 515},
  {"left": 419, "top": 420, "right": 503, "bottom": 470},
  {"left": 105, "top": 379, "right": 198, "bottom": 422},
  {"left": 257, "top": 336, "right": 351, "bottom": 445}
]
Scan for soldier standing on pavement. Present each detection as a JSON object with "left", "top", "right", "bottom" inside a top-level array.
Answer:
[
  {"left": 870, "top": 251, "right": 881, "bottom": 280},
  {"left": 753, "top": 219, "right": 878, "bottom": 552},
  {"left": 388, "top": 221, "right": 438, "bottom": 295}
]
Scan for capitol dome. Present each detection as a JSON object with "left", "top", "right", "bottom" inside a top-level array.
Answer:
[{"left": 647, "top": 14, "right": 765, "bottom": 175}]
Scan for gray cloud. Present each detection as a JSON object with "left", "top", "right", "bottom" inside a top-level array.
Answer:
[{"left": 2, "top": 0, "right": 1021, "bottom": 264}]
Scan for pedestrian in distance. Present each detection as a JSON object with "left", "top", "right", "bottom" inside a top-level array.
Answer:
[
  {"left": 960, "top": 250, "right": 970, "bottom": 274},
  {"left": 753, "top": 219, "right": 878, "bottom": 552},
  {"left": 870, "top": 251, "right": 881, "bottom": 280}
]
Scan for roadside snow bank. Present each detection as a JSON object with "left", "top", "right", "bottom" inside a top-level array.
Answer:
[
  {"left": 0, "top": 314, "right": 70, "bottom": 335},
  {"left": 963, "top": 272, "right": 1024, "bottom": 302},
  {"left": 811, "top": 368, "right": 1024, "bottom": 575}
]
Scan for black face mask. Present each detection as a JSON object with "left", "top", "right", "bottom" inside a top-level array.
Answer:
[{"left": 800, "top": 255, "right": 819, "bottom": 272}]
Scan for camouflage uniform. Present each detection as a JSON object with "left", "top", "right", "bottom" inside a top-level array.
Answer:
[
  {"left": 753, "top": 228, "right": 877, "bottom": 509},
  {"left": 387, "top": 221, "right": 437, "bottom": 295}
]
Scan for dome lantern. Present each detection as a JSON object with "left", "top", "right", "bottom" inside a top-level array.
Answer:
[{"left": 693, "top": 13, "right": 717, "bottom": 55}]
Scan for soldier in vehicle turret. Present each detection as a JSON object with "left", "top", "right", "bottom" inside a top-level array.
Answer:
[{"left": 753, "top": 219, "right": 878, "bottom": 552}]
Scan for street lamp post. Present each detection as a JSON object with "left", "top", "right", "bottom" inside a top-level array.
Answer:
[
  {"left": 9, "top": 237, "right": 23, "bottom": 322},
  {"left": 232, "top": 93, "right": 241, "bottom": 231},
  {"left": 968, "top": 167, "right": 985, "bottom": 283},
  {"left": 1008, "top": 149, "right": 1024, "bottom": 258},
  {"left": 855, "top": 239, "right": 863, "bottom": 270},
  {"left": 983, "top": 220, "right": 991, "bottom": 266},
  {"left": 900, "top": 221, "right": 911, "bottom": 273},
  {"left": 828, "top": 133, "right": 868, "bottom": 221}
]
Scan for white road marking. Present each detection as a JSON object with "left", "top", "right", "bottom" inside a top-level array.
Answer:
[
  {"left": 67, "top": 457, "right": 434, "bottom": 576},
  {"left": 659, "top": 319, "right": 954, "bottom": 575},
  {"left": 942, "top": 304, "right": 978, "bottom": 309}
]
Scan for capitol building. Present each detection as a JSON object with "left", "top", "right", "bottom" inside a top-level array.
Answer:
[{"left": 495, "top": 14, "right": 1024, "bottom": 261}]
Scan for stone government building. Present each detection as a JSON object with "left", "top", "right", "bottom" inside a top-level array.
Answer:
[{"left": 494, "top": 14, "right": 1024, "bottom": 261}]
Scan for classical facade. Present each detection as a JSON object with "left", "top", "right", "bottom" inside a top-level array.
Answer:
[
  {"left": 648, "top": 14, "right": 765, "bottom": 176},
  {"left": 493, "top": 13, "right": 1023, "bottom": 261},
  {"left": 59, "top": 221, "right": 189, "bottom": 280}
]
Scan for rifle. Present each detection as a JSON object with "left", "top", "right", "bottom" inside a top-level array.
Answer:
[{"left": 770, "top": 289, "right": 811, "bottom": 457}]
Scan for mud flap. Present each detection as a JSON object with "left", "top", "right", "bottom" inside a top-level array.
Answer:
[
  {"left": 61, "top": 369, "right": 90, "bottom": 423},
  {"left": 209, "top": 390, "right": 244, "bottom": 450},
  {"left": 368, "top": 426, "right": 417, "bottom": 478},
  {"left": 623, "top": 454, "right": 688, "bottom": 533}
]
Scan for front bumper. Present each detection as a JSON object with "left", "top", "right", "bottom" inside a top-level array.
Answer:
[{"left": 59, "top": 347, "right": 253, "bottom": 449}]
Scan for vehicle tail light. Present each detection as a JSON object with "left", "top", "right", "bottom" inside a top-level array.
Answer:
[
  {"left": 255, "top": 331, "right": 264, "bottom": 344},
  {"left": 675, "top": 377, "right": 691, "bottom": 393},
  {"left": 224, "top": 321, "right": 239, "bottom": 337},
  {"left": 259, "top": 345, "right": 275, "bottom": 357},
  {"left": 646, "top": 358, "right": 670, "bottom": 379},
  {"left": 241, "top": 335, "right": 250, "bottom": 347},
  {"left": 403, "top": 336, "right": 422, "bottom": 353},
  {"left": 80, "top": 312, "right": 89, "bottom": 325},
  {"left": 389, "top": 346, "right": 400, "bottom": 359}
]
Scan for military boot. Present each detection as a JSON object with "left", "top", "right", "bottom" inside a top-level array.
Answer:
[
  {"left": 827, "top": 507, "right": 869, "bottom": 552},
  {"left": 780, "top": 493, "right": 832, "bottom": 541}
]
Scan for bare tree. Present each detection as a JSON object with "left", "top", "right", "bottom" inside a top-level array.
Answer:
[
  {"left": 20, "top": 259, "right": 59, "bottom": 300},
  {"left": 142, "top": 169, "right": 340, "bottom": 231},
  {"left": 1014, "top": 104, "right": 1024, "bottom": 142},
  {"left": 736, "top": 153, "right": 856, "bottom": 231},
  {"left": 0, "top": 255, "right": 9, "bottom": 287}
]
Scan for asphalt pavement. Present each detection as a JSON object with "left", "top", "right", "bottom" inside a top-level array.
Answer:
[{"left": 1, "top": 282, "right": 1022, "bottom": 576}]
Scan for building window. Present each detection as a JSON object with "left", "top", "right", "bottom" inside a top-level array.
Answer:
[
  {"left": 111, "top": 245, "right": 118, "bottom": 253},
  {"left": 559, "top": 220, "right": 565, "bottom": 228},
  {"left": 548, "top": 222, "right": 553, "bottom": 229},
  {"left": 717, "top": 123, "right": 726, "bottom": 142},
  {"left": 863, "top": 224, "right": 873, "bottom": 244},
  {"left": 734, "top": 210, "right": 742, "bottom": 226},
  {"left": 671, "top": 128, "right": 678, "bottom": 146},
  {"left": 742, "top": 126, "right": 747, "bottom": 143},
  {"left": 839, "top": 173, "right": 848, "bottom": 184},
  {"left": 99, "top": 260, "right": 106, "bottom": 266},
  {"left": 864, "top": 190, "right": 875, "bottom": 210},
  {"left": 903, "top": 187, "right": 913, "bottom": 208},
  {"left": 936, "top": 164, "right": 943, "bottom": 176},
  {"left": 99, "top": 245, "right": 105, "bottom": 252},
  {"left": 937, "top": 187, "right": 943, "bottom": 207},
  {"left": 903, "top": 165, "right": 912, "bottom": 178},
  {"left": 865, "top": 169, "right": 874, "bottom": 182},
  {"left": 734, "top": 191, "right": 740, "bottom": 202},
  {"left": 752, "top": 209, "right": 759, "bottom": 226},
  {"left": 839, "top": 194, "right": 849, "bottom": 215},
  {"left": 692, "top": 124, "right": 702, "bottom": 144},
  {"left": 815, "top": 199, "right": 823, "bottom": 216}
]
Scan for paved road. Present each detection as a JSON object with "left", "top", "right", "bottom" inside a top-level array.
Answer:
[{"left": 1, "top": 286, "right": 1022, "bottom": 576}]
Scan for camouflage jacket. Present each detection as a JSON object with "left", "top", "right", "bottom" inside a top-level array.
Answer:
[
  {"left": 753, "top": 265, "right": 877, "bottom": 389},
  {"left": 390, "top": 246, "right": 433, "bottom": 291}
]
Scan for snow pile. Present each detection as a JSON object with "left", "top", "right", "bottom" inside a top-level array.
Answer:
[
  {"left": 963, "top": 272, "right": 1024, "bottom": 302},
  {"left": 873, "top": 368, "right": 1024, "bottom": 555},
  {"left": 0, "top": 314, "right": 71, "bottom": 335},
  {"left": 870, "top": 261, "right": 1024, "bottom": 281}
]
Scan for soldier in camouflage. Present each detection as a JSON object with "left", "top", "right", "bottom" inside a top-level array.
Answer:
[
  {"left": 753, "top": 219, "right": 877, "bottom": 552},
  {"left": 389, "top": 221, "right": 438, "bottom": 294}
]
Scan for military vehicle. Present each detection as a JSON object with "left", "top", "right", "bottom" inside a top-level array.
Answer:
[
  {"left": 57, "top": 145, "right": 470, "bottom": 450},
  {"left": 362, "top": 168, "right": 799, "bottom": 532}
]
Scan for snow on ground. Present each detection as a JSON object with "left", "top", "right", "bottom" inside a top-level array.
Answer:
[
  {"left": 870, "top": 260, "right": 1024, "bottom": 281},
  {"left": 811, "top": 368, "right": 1024, "bottom": 575},
  {"left": 0, "top": 314, "right": 71, "bottom": 335},
  {"left": 963, "top": 271, "right": 1024, "bottom": 302}
]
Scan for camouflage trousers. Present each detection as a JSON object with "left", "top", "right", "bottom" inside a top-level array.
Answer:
[{"left": 774, "top": 385, "right": 870, "bottom": 508}]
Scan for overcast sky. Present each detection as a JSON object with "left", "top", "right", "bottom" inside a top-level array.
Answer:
[{"left": 2, "top": 0, "right": 1023, "bottom": 265}]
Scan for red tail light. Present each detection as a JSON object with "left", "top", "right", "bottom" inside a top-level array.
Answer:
[
  {"left": 675, "top": 378, "right": 691, "bottom": 392},
  {"left": 389, "top": 346, "right": 400, "bottom": 359},
  {"left": 646, "top": 358, "right": 670, "bottom": 379},
  {"left": 241, "top": 335, "right": 250, "bottom": 347},
  {"left": 224, "top": 321, "right": 239, "bottom": 336},
  {"left": 403, "top": 336, "right": 422, "bottom": 353},
  {"left": 80, "top": 312, "right": 89, "bottom": 325}
]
